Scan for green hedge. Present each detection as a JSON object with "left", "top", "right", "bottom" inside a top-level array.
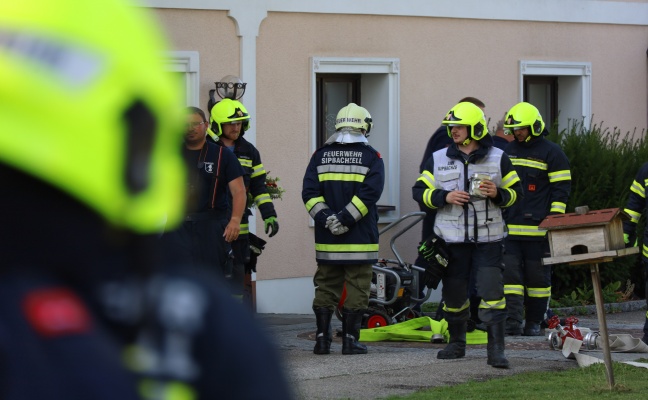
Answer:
[{"left": 545, "top": 120, "right": 647, "bottom": 301}]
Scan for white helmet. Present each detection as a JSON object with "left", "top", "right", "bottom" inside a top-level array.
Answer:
[{"left": 335, "top": 103, "right": 372, "bottom": 134}]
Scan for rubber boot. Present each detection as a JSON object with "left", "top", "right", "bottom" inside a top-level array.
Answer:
[
  {"left": 525, "top": 296, "right": 549, "bottom": 336},
  {"left": 523, "top": 320, "right": 543, "bottom": 336},
  {"left": 437, "top": 321, "right": 466, "bottom": 359},
  {"left": 313, "top": 307, "right": 332, "bottom": 355},
  {"left": 505, "top": 318, "right": 523, "bottom": 336},
  {"left": 487, "top": 321, "right": 510, "bottom": 368},
  {"left": 342, "top": 309, "right": 367, "bottom": 355}
]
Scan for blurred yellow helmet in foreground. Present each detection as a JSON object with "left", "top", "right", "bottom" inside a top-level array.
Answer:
[{"left": 0, "top": 0, "right": 185, "bottom": 233}]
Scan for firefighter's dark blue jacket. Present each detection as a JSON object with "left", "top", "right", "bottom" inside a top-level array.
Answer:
[
  {"left": 230, "top": 135, "right": 277, "bottom": 237},
  {"left": 302, "top": 142, "right": 385, "bottom": 265},
  {"left": 503, "top": 135, "right": 571, "bottom": 241},
  {"left": 623, "top": 161, "right": 648, "bottom": 262}
]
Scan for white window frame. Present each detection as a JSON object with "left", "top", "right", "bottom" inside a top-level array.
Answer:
[
  {"left": 311, "top": 57, "right": 401, "bottom": 223},
  {"left": 163, "top": 51, "right": 200, "bottom": 107},
  {"left": 519, "top": 60, "right": 592, "bottom": 129}
]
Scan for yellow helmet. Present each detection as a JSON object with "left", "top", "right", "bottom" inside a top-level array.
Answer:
[
  {"left": 504, "top": 102, "right": 545, "bottom": 137},
  {"left": 442, "top": 102, "right": 488, "bottom": 141},
  {"left": 207, "top": 98, "right": 250, "bottom": 140},
  {"left": 335, "top": 103, "right": 373, "bottom": 134},
  {"left": 0, "top": 0, "right": 185, "bottom": 234}
]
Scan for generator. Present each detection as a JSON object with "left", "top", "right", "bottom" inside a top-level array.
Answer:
[{"left": 336, "top": 212, "right": 432, "bottom": 329}]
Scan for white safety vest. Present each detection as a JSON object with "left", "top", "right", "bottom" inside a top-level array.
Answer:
[{"left": 432, "top": 148, "right": 506, "bottom": 243}]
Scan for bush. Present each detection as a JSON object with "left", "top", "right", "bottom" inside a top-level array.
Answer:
[
  {"left": 550, "top": 281, "right": 623, "bottom": 308},
  {"left": 546, "top": 119, "right": 647, "bottom": 302}
]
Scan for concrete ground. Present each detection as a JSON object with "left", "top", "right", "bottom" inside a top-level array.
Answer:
[{"left": 258, "top": 309, "right": 647, "bottom": 400}]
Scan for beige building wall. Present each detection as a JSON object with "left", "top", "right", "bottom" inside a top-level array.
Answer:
[{"left": 149, "top": 1, "right": 648, "bottom": 313}]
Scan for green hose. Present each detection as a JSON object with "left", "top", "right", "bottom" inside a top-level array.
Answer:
[{"left": 359, "top": 317, "right": 487, "bottom": 344}]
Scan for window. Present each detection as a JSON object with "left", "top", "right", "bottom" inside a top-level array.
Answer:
[
  {"left": 311, "top": 57, "right": 401, "bottom": 222},
  {"left": 519, "top": 61, "right": 592, "bottom": 131},
  {"left": 163, "top": 51, "right": 200, "bottom": 107},
  {"left": 316, "top": 74, "right": 361, "bottom": 147}
]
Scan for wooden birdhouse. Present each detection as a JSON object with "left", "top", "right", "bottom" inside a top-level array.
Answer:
[
  {"left": 538, "top": 207, "right": 638, "bottom": 388},
  {"left": 538, "top": 207, "right": 635, "bottom": 265}
]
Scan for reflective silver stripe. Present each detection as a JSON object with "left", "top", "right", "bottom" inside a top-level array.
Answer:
[
  {"left": 345, "top": 202, "right": 363, "bottom": 221},
  {"left": 308, "top": 202, "right": 329, "bottom": 218},
  {"left": 316, "top": 251, "right": 379, "bottom": 261},
  {"left": 317, "top": 164, "right": 369, "bottom": 174},
  {"left": 550, "top": 202, "right": 566, "bottom": 213},
  {"left": 479, "top": 297, "right": 506, "bottom": 309},
  {"left": 548, "top": 169, "right": 571, "bottom": 182},
  {"left": 0, "top": 31, "right": 103, "bottom": 87},
  {"left": 417, "top": 171, "right": 435, "bottom": 188},
  {"left": 527, "top": 287, "right": 551, "bottom": 298},
  {"left": 443, "top": 299, "right": 470, "bottom": 313},
  {"left": 255, "top": 193, "right": 272, "bottom": 206},
  {"left": 625, "top": 208, "right": 641, "bottom": 223},
  {"left": 345, "top": 196, "right": 367, "bottom": 221},
  {"left": 630, "top": 180, "right": 645, "bottom": 198},
  {"left": 251, "top": 163, "right": 266, "bottom": 178},
  {"left": 504, "top": 285, "right": 524, "bottom": 296},
  {"left": 511, "top": 158, "right": 547, "bottom": 170},
  {"left": 507, "top": 224, "right": 547, "bottom": 237},
  {"left": 238, "top": 158, "right": 252, "bottom": 168},
  {"left": 501, "top": 170, "right": 520, "bottom": 189}
]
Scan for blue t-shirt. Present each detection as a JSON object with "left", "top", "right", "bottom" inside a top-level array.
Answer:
[{"left": 183, "top": 141, "right": 244, "bottom": 213}]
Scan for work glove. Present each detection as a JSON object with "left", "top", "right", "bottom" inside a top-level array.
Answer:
[
  {"left": 326, "top": 215, "right": 349, "bottom": 236},
  {"left": 417, "top": 233, "right": 450, "bottom": 289},
  {"left": 624, "top": 232, "right": 637, "bottom": 248},
  {"left": 264, "top": 217, "right": 279, "bottom": 237}
]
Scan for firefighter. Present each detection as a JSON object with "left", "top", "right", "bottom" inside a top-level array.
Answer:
[
  {"left": 302, "top": 103, "right": 385, "bottom": 355},
  {"left": 0, "top": 0, "right": 293, "bottom": 398},
  {"left": 502, "top": 102, "right": 571, "bottom": 336},
  {"left": 208, "top": 98, "right": 279, "bottom": 301},
  {"left": 412, "top": 102, "right": 523, "bottom": 368},
  {"left": 622, "top": 162, "right": 648, "bottom": 345},
  {"left": 416, "top": 97, "right": 487, "bottom": 329},
  {"left": 161, "top": 106, "right": 246, "bottom": 277}
]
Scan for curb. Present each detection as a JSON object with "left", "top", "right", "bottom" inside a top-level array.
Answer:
[{"left": 552, "top": 299, "right": 647, "bottom": 316}]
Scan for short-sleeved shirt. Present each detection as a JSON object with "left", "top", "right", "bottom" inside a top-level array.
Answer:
[{"left": 183, "top": 141, "right": 244, "bottom": 214}]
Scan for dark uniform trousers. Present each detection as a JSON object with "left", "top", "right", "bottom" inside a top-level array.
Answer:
[
  {"left": 229, "top": 238, "right": 250, "bottom": 296},
  {"left": 502, "top": 238, "right": 551, "bottom": 323},
  {"left": 161, "top": 210, "right": 231, "bottom": 277},
  {"left": 442, "top": 242, "right": 506, "bottom": 326},
  {"left": 313, "top": 263, "right": 372, "bottom": 311}
]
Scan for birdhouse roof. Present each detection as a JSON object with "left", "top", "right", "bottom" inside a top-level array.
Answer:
[{"left": 538, "top": 207, "right": 628, "bottom": 230}]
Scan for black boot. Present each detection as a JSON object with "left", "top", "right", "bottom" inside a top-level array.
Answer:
[
  {"left": 487, "top": 321, "right": 510, "bottom": 369},
  {"left": 523, "top": 320, "right": 543, "bottom": 336},
  {"left": 342, "top": 309, "right": 367, "bottom": 355},
  {"left": 437, "top": 321, "right": 466, "bottom": 359},
  {"left": 313, "top": 307, "right": 333, "bottom": 355},
  {"left": 505, "top": 318, "right": 523, "bottom": 336}
]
